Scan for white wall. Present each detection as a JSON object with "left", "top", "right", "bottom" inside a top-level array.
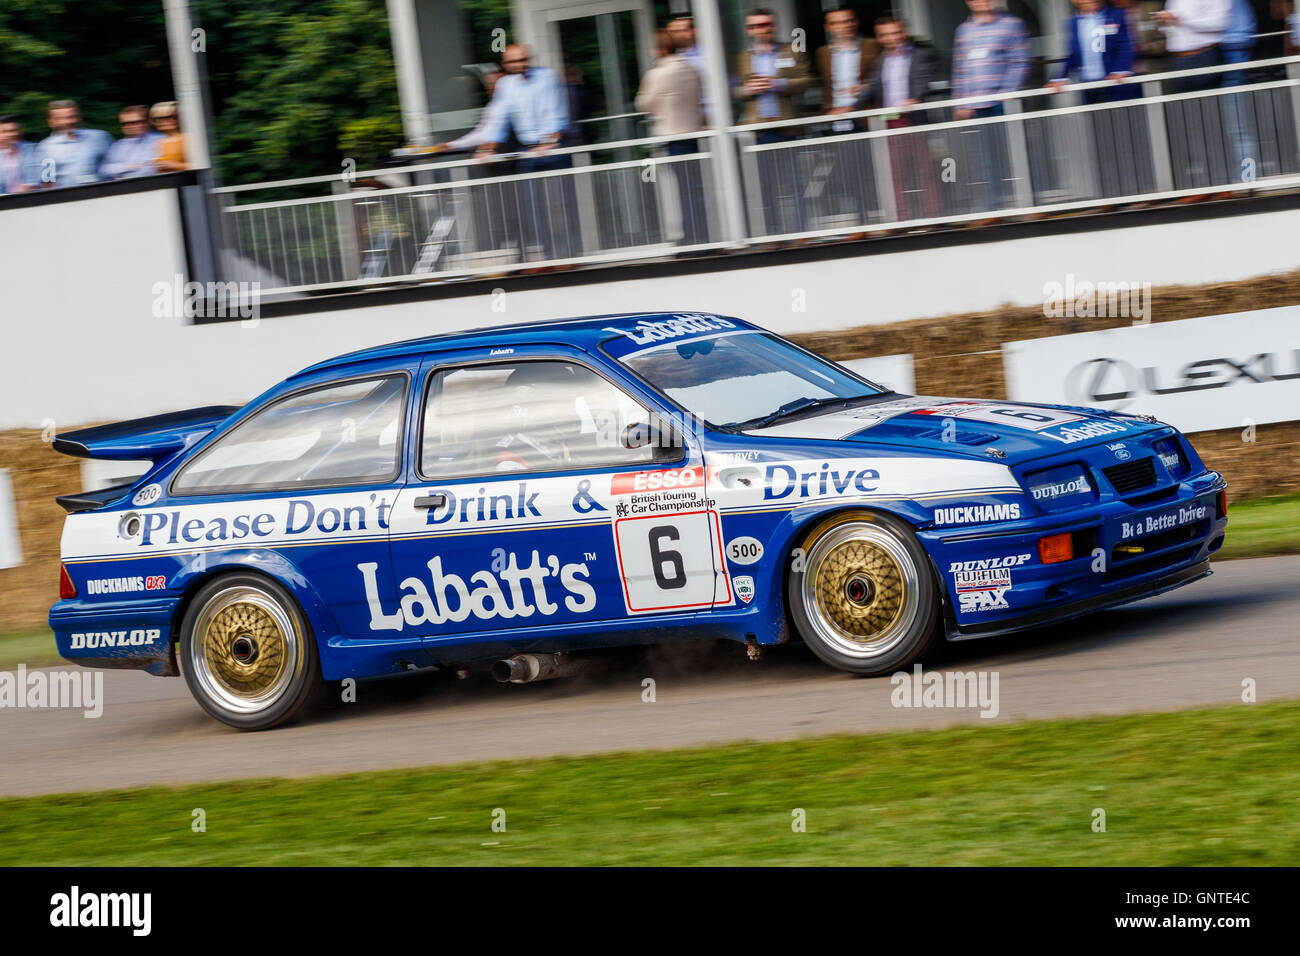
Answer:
[{"left": 2, "top": 182, "right": 1298, "bottom": 429}]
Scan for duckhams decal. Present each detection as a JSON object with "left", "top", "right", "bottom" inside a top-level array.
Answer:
[
  {"left": 933, "top": 503, "right": 1024, "bottom": 526},
  {"left": 361, "top": 550, "right": 596, "bottom": 632}
]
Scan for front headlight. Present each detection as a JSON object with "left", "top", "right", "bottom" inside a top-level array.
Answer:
[{"left": 1025, "top": 463, "right": 1097, "bottom": 512}]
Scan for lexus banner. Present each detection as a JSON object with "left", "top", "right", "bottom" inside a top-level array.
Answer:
[{"left": 1003, "top": 307, "right": 1300, "bottom": 434}]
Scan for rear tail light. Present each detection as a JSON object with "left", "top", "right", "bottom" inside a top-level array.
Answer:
[
  {"left": 1038, "top": 532, "right": 1074, "bottom": 564},
  {"left": 58, "top": 563, "right": 77, "bottom": 599},
  {"left": 1217, "top": 490, "right": 1228, "bottom": 518}
]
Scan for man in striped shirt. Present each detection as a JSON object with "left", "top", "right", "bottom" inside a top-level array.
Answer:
[{"left": 951, "top": 1, "right": 1031, "bottom": 212}]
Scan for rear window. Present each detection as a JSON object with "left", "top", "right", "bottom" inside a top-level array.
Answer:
[{"left": 172, "top": 376, "right": 406, "bottom": 494}]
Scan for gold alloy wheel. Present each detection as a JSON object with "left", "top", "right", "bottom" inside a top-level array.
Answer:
[
  {"left": 799, "top": 521, "right": 922, "bottom": 659},
  {"left": 188, "top": 586, "right": 301, "bottom": 714}
]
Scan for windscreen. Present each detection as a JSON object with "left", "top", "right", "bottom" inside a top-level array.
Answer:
[{"left": 615, "top": 331, "right": 885, "bottom": 428}]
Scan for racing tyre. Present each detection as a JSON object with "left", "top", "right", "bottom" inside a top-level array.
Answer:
[
  {"left": 180, "top": 573, "right": 324, "bottom": 730},
  {"left": 788, "top": 511, "right": 941, "bottom": 675}
]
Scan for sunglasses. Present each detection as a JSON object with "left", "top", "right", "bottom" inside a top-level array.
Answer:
[{"left": 747, "top": 21, "right": 774, "bottom": 29}]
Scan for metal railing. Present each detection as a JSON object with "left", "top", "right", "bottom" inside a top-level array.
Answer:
[{"left": 214, "top": 54, "right": 1300, "bottom": 297}]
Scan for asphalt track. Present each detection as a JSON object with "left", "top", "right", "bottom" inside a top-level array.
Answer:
[{"left": 2, "top": 555, "right": 1296, "bottom": 796}]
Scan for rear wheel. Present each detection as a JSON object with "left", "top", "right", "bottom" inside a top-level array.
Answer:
[
  {"left": 788, "top": 511, "right": 941, "bottom": 675},
  {"left": 180, "top": 573, "right": 324, "bottom": 730}
]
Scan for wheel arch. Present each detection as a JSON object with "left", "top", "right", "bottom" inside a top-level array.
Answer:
[
  {"left": 168, "top": 552, "right": 341, "bottom": 659},
  {"left": 765, "top": 501, "right": 942, "bottom": 636}
]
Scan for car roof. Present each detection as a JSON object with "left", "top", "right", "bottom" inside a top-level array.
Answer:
[{"left": 291, "top": 312, "right": 745, "bottom": 380}]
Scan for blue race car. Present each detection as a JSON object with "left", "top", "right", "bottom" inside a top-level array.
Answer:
[{"left": 49, "top": 313, "right": 1228, "bottom": 729}]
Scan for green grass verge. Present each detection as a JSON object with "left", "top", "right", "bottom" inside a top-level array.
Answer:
[
  {"left": 0, "top": 629, "right": 60, "bottom": 671},
  {"left": 1, "top": 701, "right": 1296, "bottom": 866},
  {"left": 1214, "top": 494, "right": 1300, "bottom": 561}
]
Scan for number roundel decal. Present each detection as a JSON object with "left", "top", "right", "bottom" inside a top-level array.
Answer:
[{"left": 725, "top": 536, "right": 764, "bottom": 566}]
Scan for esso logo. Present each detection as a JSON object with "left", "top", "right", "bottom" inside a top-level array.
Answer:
[
  {"left": 639, "top": 467, "right": 701, "bottom": 491},
  {"left": 725, "top": 536, "right": 764, "bottom": 565},
  {"left": 132, "top": 483, "right": 162, "bottom": 506}
]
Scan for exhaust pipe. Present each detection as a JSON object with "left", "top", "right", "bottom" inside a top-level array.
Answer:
[{"left": 491, "top": 653, "right": 571, "bottom": 684}]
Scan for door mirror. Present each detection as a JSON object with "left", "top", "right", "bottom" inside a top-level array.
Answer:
[{"left": 622, "top": 417, "right": 682, "bottom": 456}]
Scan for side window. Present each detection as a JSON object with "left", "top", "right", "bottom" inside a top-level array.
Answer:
[
  {"left": 173, "top": 376, "right": 406, "bottom": 495},
  {"left": 420, "top": 361, "right": 672, "bottom": 479}
]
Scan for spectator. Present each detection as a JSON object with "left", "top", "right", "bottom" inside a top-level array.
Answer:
[
  {"left": 736, "top": 8, "right": 813, "bottom": 237},
  {"left": 636, "top": 28, "right": 708, "bottom": 248},
  {"left": 816, "top": 6, "right": 880, "bottom": 129},
  {"left": 667, "top": 15, "right": 711, "bottom": 121},
  {"left": 637, "top": 29, "right": 705, "bottom": 137},
  {"left": 1221, "top": 0, "right": 1259, "bottom": 185},
  {"left": 1113, "top": 0, "right": 1170, "bottom": 74},
  {"left": 952, "top": 0, "right": 1030, "bottom": 119},
  {"left": 437, "top": 69, "right": 505, "bottom": 152},
  {"left": 857, "top": 13, "right": 943, "bottom": 220},
  {"left": 1047, "top": 2, "right": 1152, "bottom": 199},
  {"left": 0, "top": 115, "right": 42, "bottom": 194},
  {"left": 150, "top": 102, "right": 189, "bottom": 172},
  {"left": 38, "top": 99, "right": 112, "bottom": 187},
  {"left": 100, "top": 105, "right": 163, "bottom": 179},
  {"left": 1221, "top": 0, "right": 1257, "bottom": 85},
  {"left": 951, "top": 0, "right": 1030, "bottom": 212},
  {"left": 477, "top": 44, "right": 578, "bottom": 267},
  {"left": 735, "top": 8, "right": 812, "bottom": 127},
  {"left": 1155, "top": 0, "right": 1231, "bottom": 91},
  {"left": 1046, "top": 1, "right": 1137, "bottom": 100},
  {"left": 1156, "top": 0, "right": 1231, "bottom": 192}
]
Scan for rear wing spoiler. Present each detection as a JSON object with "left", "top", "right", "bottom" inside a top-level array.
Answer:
[
  {"left": 52, "top": 406, "right": 241, "bottom": 513},
  {"left": 52, "top": 405, "right": 241, "bottom": 464}
]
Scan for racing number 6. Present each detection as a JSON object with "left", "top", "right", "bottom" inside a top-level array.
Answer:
[{"left": 648, "top": 526, "right": 687, "bottom": 590}]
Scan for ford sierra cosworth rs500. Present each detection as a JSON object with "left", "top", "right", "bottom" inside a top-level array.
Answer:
[{"left": 49, "top": 313, "right": 1228, "bottom": 729}]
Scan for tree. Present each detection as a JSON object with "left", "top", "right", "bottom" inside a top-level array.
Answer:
[{"left": 0, "top": 0, "right": 402, "bottom": 185}]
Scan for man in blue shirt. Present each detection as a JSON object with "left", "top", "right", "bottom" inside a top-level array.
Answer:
[
  {"left": 1047, "top": 0, "right": 1137, "bottom": 102},
  {"left": 0, "top": 116, "right": 42, "bottom": 194},
  {"left": 100, "top": 106, "right": 163, "bottom": 179},
  {"left": 1047, "top": 1, "right": 1150, "bottom": 199},
  {"left": 476, "top": 45, "right": 578, "bottom": 267},
  {"left": 38, "top": 100, "right": 112, "bottom": 187}
]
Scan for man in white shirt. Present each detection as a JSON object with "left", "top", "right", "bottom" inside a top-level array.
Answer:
[
  {"left": 1156, "top": 0, "right": 1231, "bottom": 89},
  {"left": 667, "top": 16, "right": 711, "bottom": 122}
]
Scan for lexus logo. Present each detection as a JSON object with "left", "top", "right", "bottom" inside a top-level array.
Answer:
[
  {"left": 1065, "top": 353, "right": 1300, "bottom": 408},
  {"left": 1066, "top": 357, "right": 1140, "bottom": 408}
]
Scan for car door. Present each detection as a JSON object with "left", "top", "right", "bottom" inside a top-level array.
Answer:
[{"left": 382, "top": 344, "right": 726, "bottom": 645}]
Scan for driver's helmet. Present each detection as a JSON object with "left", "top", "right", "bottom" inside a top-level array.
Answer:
[{"left": 493, "top": 363, "right": 580, "bottom": 471}]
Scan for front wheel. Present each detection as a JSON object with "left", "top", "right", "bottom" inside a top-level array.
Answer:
[
  {"left": 788, "top": 511, "right": 941, "bottom": 675},
  {"left": 180, "top": 573, "right": 324, "bottom": 730}
]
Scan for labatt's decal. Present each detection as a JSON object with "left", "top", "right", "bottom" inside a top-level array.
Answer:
[
  {"left": 604, "top": 314, "right": 735, "bottom": 346},
  {"left": 360, "top": 550, "right": 596, "bottom": 631}
]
